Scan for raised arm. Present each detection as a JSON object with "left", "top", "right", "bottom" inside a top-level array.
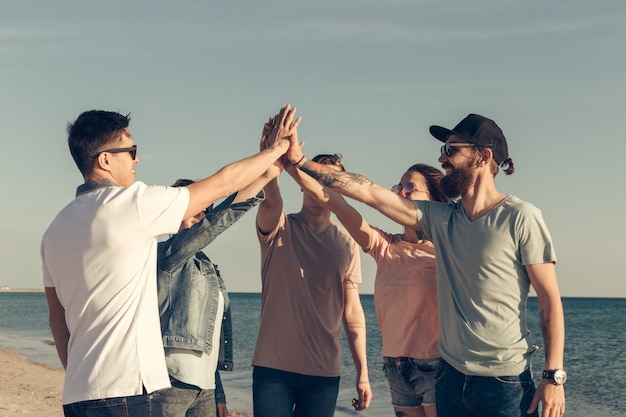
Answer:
[
  {"left": 184, "top": 105, "right": 299, "bottom": 219},
  {"left": 233, "top": 116, "right": 285, "bottom": 204},
  {"left": 255, "top": 109, "right": 302, "bottom": 234},
  {"left": 286, "top": 141, "right": 421, "bottom": 231},
  {"left": 526, "top": 262, "right": 566, "bottom": 417},
  {"left": 285, "top": 162, "right": 373, "bottom": 250}
]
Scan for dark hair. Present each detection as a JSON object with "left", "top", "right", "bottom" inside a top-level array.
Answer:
[
  {"left": 469, "top": 147, "right": 515, "bottom": 176},
  {"left": 171, "top": 178, "right": 214, "bottom": 212},
  {"left": 312, "top": 153, "right": 345, "bottom": 171},
  {"left": 171, "top": 178, "right": 195, "bottom": 187},
  {"left": 67, "top": 110, "right": 131, "bottom": 175},
  {"left": 405, "top": 163, "right": 448, "bottom": 202}
]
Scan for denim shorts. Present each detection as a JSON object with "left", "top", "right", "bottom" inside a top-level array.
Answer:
[{"left": 382, "top": 356, "right": 444, "bottom": 408}]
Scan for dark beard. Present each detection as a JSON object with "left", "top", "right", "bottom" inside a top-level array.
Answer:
[{"left": 440, "top": 165, "right": 473, "bottom": 198}]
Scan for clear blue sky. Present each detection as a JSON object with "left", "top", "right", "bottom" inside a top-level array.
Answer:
[{"left": 1, "top": 1, "right": 624, "bottom": 297}]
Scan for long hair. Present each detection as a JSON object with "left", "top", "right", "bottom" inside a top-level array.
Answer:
[{"left": 405, "top": 163, "right": 448, "bottom": 202}]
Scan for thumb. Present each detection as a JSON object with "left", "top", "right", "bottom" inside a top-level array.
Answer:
[{"left": 527, "top": 394, "right": 539, "bottom": 414}]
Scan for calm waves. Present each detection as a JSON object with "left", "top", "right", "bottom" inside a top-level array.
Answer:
[{"left": 0, "top": 292, "right": 624, "bottom": 416}]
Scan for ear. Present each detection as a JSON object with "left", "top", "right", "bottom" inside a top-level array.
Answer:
[
  {"left": 94, "top": 152, "right": 113, "bottom": 172},
  {"left": 481, "top": 148, "right": 494, "bottom": 165}
]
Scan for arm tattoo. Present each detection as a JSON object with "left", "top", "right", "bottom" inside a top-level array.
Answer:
[{"left": 300, "top": 160, "right": 373, "bottom": 190}]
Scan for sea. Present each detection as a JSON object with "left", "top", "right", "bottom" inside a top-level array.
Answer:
[{"left": 0, "top": 292, "right": 624, "bottom": 417}]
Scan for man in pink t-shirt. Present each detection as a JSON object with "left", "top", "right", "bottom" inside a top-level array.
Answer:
[{"left": 253, "top": 145, "right": 372, "bottom": 417}]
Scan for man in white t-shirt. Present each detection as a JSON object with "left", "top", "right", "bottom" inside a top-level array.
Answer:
[
  {"left": 41, "top": 106, "right": 298, "bottom": 417},
  {"left": 285, "top": 113, "right": 566, "bottom": 417}
]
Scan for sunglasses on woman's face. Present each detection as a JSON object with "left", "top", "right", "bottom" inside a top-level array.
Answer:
[
  {"left": 391, "top": 183, "right": 430, "bottom": 195},
  {"left": 440, "top": 142, "right": 473, "bottom": 157},
  {"left": 91, "top": 145, "right": 138, "bottom": 160}
]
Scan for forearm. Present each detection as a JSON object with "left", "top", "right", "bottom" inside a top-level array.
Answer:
[
  {"left": 45, "top": 287, "right": 69, "bottom": 369},
  {"left": 233, "top": 169, "right": 275, "bottom": 203},
  {"left": 256, "top": 177, "right": 283, "bottom": 234},
  {"left": 539, "top": 295, "right": 565, "bottom": 369},
  {"left": 343, "top": 286, "right": 369, "bottom": 382},
  {"left": 295, "top": 157, "right": 421, "bottom": 230},
  {"left": 186, "top": 144, "right": 286, "bottom": 219}
]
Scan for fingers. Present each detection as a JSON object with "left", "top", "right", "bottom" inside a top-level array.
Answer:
[{"left": 290, "top": 115, "right": 302, "bottom": 130}]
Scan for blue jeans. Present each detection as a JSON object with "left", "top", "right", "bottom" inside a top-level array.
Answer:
[
  {"left": 63, "top": 392, "right": 162, "bottom": 417},
  {"left": 252, "top": 366, "right": 340, "bottom": 417},
  {"left": 383, "top": 356, "right": 444, "bottom": 408},
  {"left": 159, "top": 378, "right": 216, "bottom": 417},
  {"left": 435, "top": 361, "right": 538, "bottom": 417}
]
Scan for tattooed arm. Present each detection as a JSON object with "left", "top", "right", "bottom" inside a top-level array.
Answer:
[{"left": 286, "top": 142, "right": 422, "bottom": 231}]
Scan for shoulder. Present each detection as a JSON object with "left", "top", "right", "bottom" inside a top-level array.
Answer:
[{"left": 500, "top": 195, "right": 543, "bottom": 218}]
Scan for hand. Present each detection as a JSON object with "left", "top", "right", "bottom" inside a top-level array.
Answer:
[
  {"left": 286, "top": 123, "right": 305, "bottom": 165},
  {"left": 527, "top": 379, "right": 565, "bottom": 417},
  {"left": 267, "top": 104, "right": 300, "bottom": 154},
  {"left": 282, "top": 127, "right": 305, "bottom": 168},
  {"left": 216, "top": 402, "right": 228, "bottom": 417},
  {"left": 351, "top": 380, "right": 372, "bottom": 411},
  {"left": 261, "top": 116, "right": 285, "bottom": 178}
]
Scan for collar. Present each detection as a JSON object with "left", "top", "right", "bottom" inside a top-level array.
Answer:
[{"left": 76, "top": 179, "right": 119, "bottom": 197}]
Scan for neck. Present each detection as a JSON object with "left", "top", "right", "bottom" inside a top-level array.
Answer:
[
  {"left": 461, "top": 178, "right": 506, "bottom": 221},
  {"left": 298, "top": 204, "right": 332, "bottom": 233}
]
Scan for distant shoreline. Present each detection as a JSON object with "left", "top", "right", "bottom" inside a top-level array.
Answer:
[{"left": 0, "top": 288, "right": 44, "bottom": 293}]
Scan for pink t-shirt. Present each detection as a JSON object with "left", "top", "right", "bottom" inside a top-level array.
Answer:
[
  {"left": 253, "top": 212, "right": 361, "bottom": 377},
  {"left": 367, "top": 227, "right": 440, "bottom": 359}
]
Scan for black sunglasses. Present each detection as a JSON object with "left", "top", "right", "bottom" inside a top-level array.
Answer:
[
  {"left": 91, "top": 145, "right": 137, "bottom": 160},
  {"left": 440, "top": 143, "right": 473, "bottom": 157}
]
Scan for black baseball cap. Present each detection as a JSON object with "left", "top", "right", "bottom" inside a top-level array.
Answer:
[{"left": 429, "top": 114, "right": 509, "bottom": 165}]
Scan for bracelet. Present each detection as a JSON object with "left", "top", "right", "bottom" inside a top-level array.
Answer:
[{"left": 292, "top": 155, "right": 305, "bottom": 166}]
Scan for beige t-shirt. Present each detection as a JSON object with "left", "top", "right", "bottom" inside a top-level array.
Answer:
[
  {"left": 367, "top": 227, "right": 440, "bottom": 359},
  {"left": 253, "top": 212, "right": 361, "bottom": 377}
]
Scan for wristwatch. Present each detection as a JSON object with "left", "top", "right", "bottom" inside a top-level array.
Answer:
[{"left": 542, "top": 369, "right": 567, "bottom": 385}]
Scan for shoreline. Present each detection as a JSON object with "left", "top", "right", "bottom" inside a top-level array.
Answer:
[{"left": 0, "top": 347, "right": 65, "bottom": 416}]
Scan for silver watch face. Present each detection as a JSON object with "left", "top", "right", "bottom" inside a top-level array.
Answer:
[{"left": 554, "top": 369, "right": 567, "bottom": 385}]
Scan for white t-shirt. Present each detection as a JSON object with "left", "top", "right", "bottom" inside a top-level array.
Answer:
[
  {"left": 165, "top": 291, "right": 224, "bottom": 390},
  {"left": 41, "top": 181, "right": 189, "bottom": 404}
]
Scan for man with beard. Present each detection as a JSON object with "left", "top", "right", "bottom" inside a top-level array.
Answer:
[{"left": 284, "top": 114, "right": 566, "bottom": 417}]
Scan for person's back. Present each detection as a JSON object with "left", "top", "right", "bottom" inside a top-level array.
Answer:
[{"left": 42, "top": 114, "right": 189, "bottom": 405}]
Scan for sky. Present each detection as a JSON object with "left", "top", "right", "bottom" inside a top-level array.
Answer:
[{"left": 1, "top": 0, "right": 625, "bottom": 297}]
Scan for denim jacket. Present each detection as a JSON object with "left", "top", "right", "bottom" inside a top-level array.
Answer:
[{"left": 157, "top": 190, "right": 263, "bottom": 402}]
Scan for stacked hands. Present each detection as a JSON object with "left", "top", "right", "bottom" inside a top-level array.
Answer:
[
  {"left": 259, "top": 104, "right": 373, "bottom": 412},
  {"left": 260, "top": 104, "right": 305, "bottom": 171}
]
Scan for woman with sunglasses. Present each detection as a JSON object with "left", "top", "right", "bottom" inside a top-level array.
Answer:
[{"left": 286, "top": 161, "right": 448, "bottom": 417}]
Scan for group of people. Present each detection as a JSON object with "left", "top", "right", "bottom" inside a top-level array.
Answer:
[{"left": 41, "top": 104, "right": 566, "bottom": 417}]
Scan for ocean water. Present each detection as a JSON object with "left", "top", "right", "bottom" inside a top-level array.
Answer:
[{"left": 0, "top": 292, "right": 624, "bottom": 416}]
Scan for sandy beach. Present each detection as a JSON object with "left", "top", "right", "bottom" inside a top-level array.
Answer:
[
  {"left": 0, "top": 347, "right": 256, "bottom": 417},
  {"left": 0, "top": 347, "right": 64, "bottom": 417}
]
